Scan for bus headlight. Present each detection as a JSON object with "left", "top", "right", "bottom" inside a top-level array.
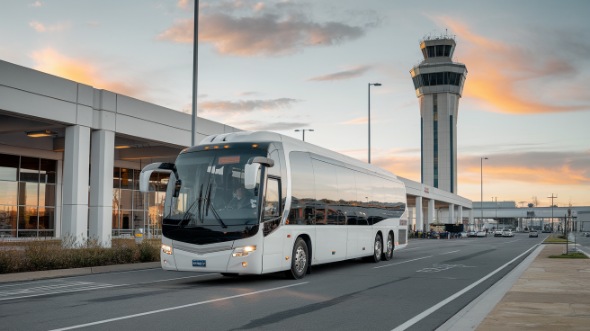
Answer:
[
  {"left": 161, "top": 244, "right": 173, "bottom": 255},
  {"left": 232, "top": 245, "right": 256, "bottom": 257}
]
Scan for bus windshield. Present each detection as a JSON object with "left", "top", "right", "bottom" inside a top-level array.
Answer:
[{"left": 163, "top": 146, "right": 267, "bottom": 245}]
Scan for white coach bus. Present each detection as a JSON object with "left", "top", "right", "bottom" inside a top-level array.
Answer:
[{"left": 139, "top": 131, "right": 408, "bottom": 279}]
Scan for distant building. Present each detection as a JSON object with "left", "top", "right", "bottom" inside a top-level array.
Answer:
[{"left": 410, "top": 34, "right": 467, "bottom": 194}]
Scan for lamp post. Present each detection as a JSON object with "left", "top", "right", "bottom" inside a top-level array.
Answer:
[
  {"left": 492, "top": 196, "right": 498, "bottom": 229},
  {"left": 294, "top": 129, "right": 314, "bottom": 142},
  {"left": 548, "top": 193, "right": 557, "bottom": 232},
  {"left": 480, "top": 157, "right": 488, "bottom": 230},
  {"left": 368, "top": 82, "right": 382, "bottom": 164},
  {"left": 191, "top": 0, "right": 200, "bottom": 146}
]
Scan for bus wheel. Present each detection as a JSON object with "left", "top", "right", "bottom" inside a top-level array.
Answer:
[
  {"left": 286, "top": 237, "right": 308, "bottom": 279},
  {"left": 372, "top": 233, "right": 383, "bottom": 263},
  {"left": 383, "top": 232, "right": 393, "bottom": 261}
]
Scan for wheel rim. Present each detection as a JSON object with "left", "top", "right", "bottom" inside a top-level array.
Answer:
[
  {"left": 375, "top": 237, "right": 382, "bottom": 257},
  {"left": 294, "top": 245, "right": 307, "bottom": 274},
  {"left": 387, "top": 234, "right": 393, "bottom": 257}
]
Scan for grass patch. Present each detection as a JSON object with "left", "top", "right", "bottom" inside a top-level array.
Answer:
[
  {"left": 0, "top": 238, "right": 160, "bottom": 274},
  {"left": 543, "top": 234, "right": 570, "bottom": 244},
  {"left": 549, "top": 252, "right": 588, "bottom": 259}
]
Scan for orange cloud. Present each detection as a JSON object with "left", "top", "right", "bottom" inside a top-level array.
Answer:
[
  {"left": 436, "top": 17, "right": 589, "bottom": 114},
  {"left": 30, "top": 48, "right": 141, "bottom": 97}
]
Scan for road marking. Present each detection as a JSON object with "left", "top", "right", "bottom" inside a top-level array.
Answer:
[
  {"left": 0, "top": 274, "right": 214, "bottom": 301},
  {"left": 390, "top": 244, "right": 539, "bottom": 331},
  {"left": 439, "top": 250, "right": 460, "bottom": 255},
  {"left": 49, "top": 282, "right": 309, "bottom": 331},
  {"left": 0, "top": 281, "right": 124, "bottom": 301},
  {"left": 373, "top": 255, "right": 433, "bottom": 269}
]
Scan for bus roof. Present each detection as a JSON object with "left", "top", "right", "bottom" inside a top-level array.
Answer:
[{"left": 196, "top": 131, "right": 400, "bottom": 181}]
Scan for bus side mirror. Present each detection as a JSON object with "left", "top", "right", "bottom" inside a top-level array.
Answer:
[
  {"left": 244, "top": 157, "right": 274, "bottom": 190},
  {"left": 139, "top": 162, "right": 176, "bottom": 193},
  {"left": 244, "top": 163, "right": 260, "bottom": 190}
]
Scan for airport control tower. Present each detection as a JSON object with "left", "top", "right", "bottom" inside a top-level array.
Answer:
[{"left": 410, "top": 34, "right": 467, "bottom": 193}]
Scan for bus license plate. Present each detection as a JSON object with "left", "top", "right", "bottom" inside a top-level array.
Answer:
[{"left": 192, "top": 259, "right": 206, "bottom": 267}]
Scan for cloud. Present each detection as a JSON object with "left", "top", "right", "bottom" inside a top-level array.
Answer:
[
  {"left": 29, "top": 48, "right": 142, "bottom": 97},
  {"left": 239, "top": 121, "right": 310, "bottom": 131},
  {"left": 308, "top": 65, "right": 372, "bottom": 81},
  {"left": 340, "top": 117, "right": 367, "bottom": 125},
  {"left": 29, "top": 20, "right": 69, "bottom": 33},
  {"left": 458, "top": 151, "right": 590, "bottom": 186},
  {"left": 435, "top": 17, "right": 590, "bottom": 114},
  {"left": 158, "top": 2, "right": 368, "bottom": 56},
  {"left": 29, "top": 1, "right": 42, "bottom": 7},
  {"left": 198, "top": 98, "right": 300, "bottom": 114}
]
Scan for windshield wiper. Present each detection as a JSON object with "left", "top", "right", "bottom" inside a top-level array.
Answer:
[
  {"left": 204, "top": 182, "right": 227, "bottom": 228},
  {"left": 179, "top": 184, "right": 203, "bottom": 227}
]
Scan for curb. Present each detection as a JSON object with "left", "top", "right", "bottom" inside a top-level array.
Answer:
[{"left": 0, "top": 262, "right": 161, "bottom": 283}]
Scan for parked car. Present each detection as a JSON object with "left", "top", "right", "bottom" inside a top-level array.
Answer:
[
  {"left": 528, "top": 230, "right": 539, "bottom": 238},
  {"left": 476, "top": 230, "right": 487, "bottom": 237},
  {"left": 494, "top": 230, "right": 503, "bottom": 237},
  {"left": 502, "top": 229, "right": 514, "bottom": 237}
]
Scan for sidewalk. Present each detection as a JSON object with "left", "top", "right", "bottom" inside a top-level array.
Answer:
[
  {"left": 0, "top": 262, "right": 161, "bottom": 283},
  {"left": 476, "top": 244, "right": 590, "bottom": 330}
]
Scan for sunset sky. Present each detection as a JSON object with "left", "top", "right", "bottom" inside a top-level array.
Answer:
[{"left": 2, "top": 0, "right": 589, "bottom": 207}]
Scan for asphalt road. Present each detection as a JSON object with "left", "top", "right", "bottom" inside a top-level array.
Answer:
[{"left": 0, "top": 233, "right": 546, "bottom": 331}]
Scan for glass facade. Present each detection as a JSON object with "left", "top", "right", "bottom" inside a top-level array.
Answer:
[
  {"left": 112, "top": 167, "right": 166, "bottom": 237},
  {"left": 0, "top": 153, "right": 56, "bottom": 238}
]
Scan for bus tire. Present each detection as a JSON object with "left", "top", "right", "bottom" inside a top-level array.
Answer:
[
  {"left": 383, "top": 232, "right": 393, "bottom": 261},
  {"left": 372, "top": 233, "right": 383, "bottom": 263},
  {"left": 286, "top": 237, "right": 308, "bottom": 279}
]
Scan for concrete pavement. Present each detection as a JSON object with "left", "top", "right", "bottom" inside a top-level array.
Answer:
[
  {"left": 476, "top": 244, "right": 590, "bottom": 330},
  {"left": 440, "top": 243, "right": 590, "bottom": 331}
]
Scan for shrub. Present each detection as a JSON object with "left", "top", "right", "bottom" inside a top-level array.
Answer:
[{"left": 0, "top": 238, "right": 160, "bottom": 274}]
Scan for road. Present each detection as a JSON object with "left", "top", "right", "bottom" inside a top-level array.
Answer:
[{"left": 0, "top": 233, "right": 546, "bottom": 331}]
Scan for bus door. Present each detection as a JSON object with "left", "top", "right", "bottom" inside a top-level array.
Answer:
[{"left": 261, "top": 176, "right": 288, "bottom": 272}]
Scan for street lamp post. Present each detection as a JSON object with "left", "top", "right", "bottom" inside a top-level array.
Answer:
[
  {"left": 368, "top": 83, "right": 382, "bottom": 164},
  {"left": 294, "top": 129, "right": 314, "bottom": 141},
  {"left": 480, "top": 157, "right": 488, "bottom": 230},
  {"left": 191, "top": 0, "right": 200, "bottom": 146},
  {"left": 548, "top": 193, "right": 557, "bottom": 232}
]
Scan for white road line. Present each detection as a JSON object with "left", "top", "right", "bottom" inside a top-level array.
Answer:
[
  {"left": 0, "top": 283, "right": 126, "bottom": 301},
  {"left": 390, "top": 245, "right": 539, "bottom": 331},
  {"left": 439, "top": 250, "right": 460, "bottom": 255},
  {"left": 373, "top": 255, "right": 433, "bottom": 269},
  {"left": 49, "top": 282, "right": 309, "bottom": 331}
]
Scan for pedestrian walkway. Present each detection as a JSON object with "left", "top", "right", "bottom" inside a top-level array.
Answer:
[{"left": 476, "top": 244, "right": 590, "bottom": 331}]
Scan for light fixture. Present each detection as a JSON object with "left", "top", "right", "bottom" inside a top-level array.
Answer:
[
  {"left": 26, "top": 130, "right": 58, "bottom": 138},
  {"left": 115, "top": 145, "right": 131, "bottom": 149}
]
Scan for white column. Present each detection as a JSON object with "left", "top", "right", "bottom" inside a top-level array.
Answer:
[
  {"left": 89, "top": 130, "right": 114, "bottom": 248},
  {"left": 415, "top": 197, "right": 423, "bottom": 232},
  {"left": 457, "top": 206, "right": 463, "bottom": 226},
  {"left": 427, "top": 199, "right": 435, "bottom": 228},
  {"left": 449, "top": 203, "right": 455, "bottom": 223},
  {"left": 62, "top": 125, "right": 90, "bottom": 247},
  {"left": 469, "top": 209, "right": 474, "bottom": 230}
]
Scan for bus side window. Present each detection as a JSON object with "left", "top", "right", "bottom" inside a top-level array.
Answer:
[{"left": 264, "top": 177, "right": 280, "bottom": 220}]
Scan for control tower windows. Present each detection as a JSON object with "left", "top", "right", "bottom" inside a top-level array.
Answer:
[
  {"left": 422, "top": 45, "right": 452, "bottom": 58},
  {"left": 412, "top": 72, "right": 464, "bottom": 89}
]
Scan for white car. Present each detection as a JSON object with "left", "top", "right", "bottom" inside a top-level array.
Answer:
[
  {"left": 476, "top": 230, "right": 487, "bottom": 237},
  {"left": 502, "top": 230, "right": 514, "bottom": 237}
]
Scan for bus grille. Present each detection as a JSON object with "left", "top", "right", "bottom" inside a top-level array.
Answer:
[{"left": 173, "top": 242, "right": 233, "bottom": 255}]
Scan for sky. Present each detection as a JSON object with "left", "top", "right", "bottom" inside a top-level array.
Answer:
[{"left": 2, "top": 0, "right": 589, "bottom": 207}]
